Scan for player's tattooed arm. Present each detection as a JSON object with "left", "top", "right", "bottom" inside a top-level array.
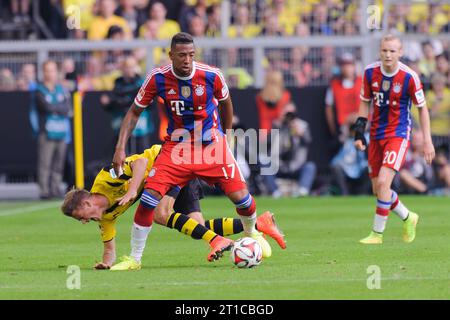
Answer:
[
  {"left": 113, "top": 102, "right": 144, "bottom": 175},
  {"left": 117, "top": 158, "right": 148, "bottom": 206},
  {"left": 219, "top": 95, "right": 234, "bottom": 136}
]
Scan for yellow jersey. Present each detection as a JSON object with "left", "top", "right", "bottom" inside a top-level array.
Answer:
[
  {"left": 87, "top": 15, "right": 132, "bottom": 40},
  {"left": 412, "top": 88, "right": 450, "bottom": 136},
  {"left": 91, "top": 145, "right": 161, "bottom": 242},
  {"left": 63, "top": 0, "right": 96, "bottom": 31}
]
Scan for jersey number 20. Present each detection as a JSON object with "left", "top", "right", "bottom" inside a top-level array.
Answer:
[{"left": 383, "top": 151, "right": 397, "bottom": 165}]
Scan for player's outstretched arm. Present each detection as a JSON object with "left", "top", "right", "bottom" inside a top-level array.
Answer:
[
  {"left": 94, "top": 239, "right": 116, "bottom": 270},
  {"left": 417, "top": 105, "right": 435, "bottom": 165},
  {"left": 117, "top": 158, "right": 148, "bottom": 206},
  {"left": 113, "top": 103, "right": 144, "bottom": 175}
]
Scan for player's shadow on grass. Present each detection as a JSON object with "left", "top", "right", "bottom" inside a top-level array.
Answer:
[
  {"left": 53, "top": 263, "right": 233, "bottom": 271},
  {"left": 142, "top": 263, "right": 232, "bottom": 270}
]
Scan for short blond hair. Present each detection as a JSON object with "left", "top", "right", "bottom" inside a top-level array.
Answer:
[
  {"left": 61, "top": 189, "right": 90, "bottom": 217},
  {"left": 381, "top": 34, "right": 403, "bottom": 48}
]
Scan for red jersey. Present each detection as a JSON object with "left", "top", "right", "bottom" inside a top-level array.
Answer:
[
  {"left": 330, "top": 76, "right": 362, "bottom": 126},
  {"left": 360, "top": 61, "right": 425, "bottom": 141},
  {"left": 134, "top": 62, "right": 229, "bottom": 142}
]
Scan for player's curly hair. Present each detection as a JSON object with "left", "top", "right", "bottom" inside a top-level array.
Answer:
[{"left": 61, "top": 188, "right": 90, "bottom": 217}]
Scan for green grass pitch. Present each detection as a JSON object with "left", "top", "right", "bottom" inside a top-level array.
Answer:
[{"left": 0, "top": 196, "right": 449, "bottom": 299}]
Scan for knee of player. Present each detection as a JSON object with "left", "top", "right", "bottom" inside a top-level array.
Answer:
[
  {"left": 228, "top": 189, "right": 250, "bottom": 203},
  {"left": 188, "top": 211, "right": 205, "bottom": 225},
  {"left": 154, "top": 205, "right": 171, "bottom": 225},
  {"left": 375, "top": 178, "right": 391, "bottom": 193},
  {"left": 153, "top": 213, "right": 166, "bottom": 226},
  {"left": 147, "top": 189, "right": 162, "bottom": 200}
]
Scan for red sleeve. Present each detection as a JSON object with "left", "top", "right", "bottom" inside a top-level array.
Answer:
[
  {"left": 134, "top": 71, "right": 157, "bottom": 108},
  {"left": 407, "top": 71, "right": 426, "bottom": 107},
  {"left": 213, "top": 69, "right": 229, "bottom": 101},
  {"left": 360, "top": 68, "right": 372, "bottom": 102}
]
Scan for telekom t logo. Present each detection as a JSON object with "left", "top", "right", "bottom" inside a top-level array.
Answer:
[
  {"left": 171, "top": 100, "right": 185, "bottom": 116},
  {"left": 373, "top": 92, "right": 384, "bottom": 107}
]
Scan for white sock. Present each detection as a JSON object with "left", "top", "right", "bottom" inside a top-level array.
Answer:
[
  {"left": 239, "top": 213, "right": 257, "bottom": 235},
  {"left": 130, "top": 222, "right": 152, "bottom": 262},
  {"left": 390, "top": 191, "right": 409, "bottom": 220},
  {"left": 392, "top": 201, "right": 409, "bottom": 220},
  {"left": 373, "top": 214, "right": 388, "bottom": 234}
]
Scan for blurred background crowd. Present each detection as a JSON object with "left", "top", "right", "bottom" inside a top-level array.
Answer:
[
  {"left": 0, "top": 0, "right": 449, "bottom": 199},
  {"left": 1, "top": 0, "right": 450, "bottom": 89}
]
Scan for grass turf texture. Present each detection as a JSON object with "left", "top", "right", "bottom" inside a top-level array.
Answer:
[{"left": 0, "top": 196, "right": 449, "bottom": 299}]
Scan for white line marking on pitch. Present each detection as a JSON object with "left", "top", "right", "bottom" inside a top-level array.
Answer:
[
  {"left": 0, "top": 202, "right": 60, "bottom": 217},
  {"left": 0, "top": 276, "right": 448, "bottom": 290}
]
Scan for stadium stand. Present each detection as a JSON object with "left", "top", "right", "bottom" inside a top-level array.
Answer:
[{"left": 0, "top": 0, "right": 449, "bottom": 199}]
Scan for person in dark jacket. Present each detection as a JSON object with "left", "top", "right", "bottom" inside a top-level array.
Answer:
[{"left": 101, "top": 56, "right": 153, "bottom": 155}]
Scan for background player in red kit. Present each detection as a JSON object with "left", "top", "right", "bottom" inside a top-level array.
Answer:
[
  {"left": 353, "top": 34, "right": 435, "bottom": 244},
  {"left": 113, "top": 32, "right": 282, "bottom": 261}
]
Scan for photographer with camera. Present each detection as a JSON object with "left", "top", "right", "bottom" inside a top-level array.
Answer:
[{"left": 263, "top": 103, "right": 317, "bottom": 197}]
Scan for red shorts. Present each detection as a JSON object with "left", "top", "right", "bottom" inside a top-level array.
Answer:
[
  {"left": 368, "top": 137, "right": 410, "bottom": 178},
  {"left": 144, "top": 137, "right": 247, "bottom": 196}
]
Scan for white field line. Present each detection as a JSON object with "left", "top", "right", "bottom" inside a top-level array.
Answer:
[
  {"left": 0, "top": 275, "right": 448, "bottom": 290},
  {"left": 0, "top": 201, "right": 61, "bottom": 217}
]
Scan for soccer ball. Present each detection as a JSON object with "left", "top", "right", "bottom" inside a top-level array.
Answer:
[{"left": 231, "top": 237, "right": 263, "bottom": 268}]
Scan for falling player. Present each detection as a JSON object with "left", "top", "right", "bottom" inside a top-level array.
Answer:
[
  {"left": 354, "top": 34, "right": 435, "bottom": 244},
  {"left": 61, "top": 145, "right": 285, "bottom": 270},
  {"left": 113, "top": 32, "right": 274, "bottom": 261}
]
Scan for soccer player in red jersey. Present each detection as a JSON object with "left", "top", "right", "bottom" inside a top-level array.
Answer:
[
  {"left": 354, "top": 34, "right": 435, "bottom": 244},
  {"left": 113, "top": 32, "right": 282, "bottom": 260}
]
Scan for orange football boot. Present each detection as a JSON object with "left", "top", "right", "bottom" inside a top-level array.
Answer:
[
  {"left": 257, "top": 211, "right": 286, "bottom": 249},
  {"left": 208, "top": 236, "right": 234, "bottom": 261}
]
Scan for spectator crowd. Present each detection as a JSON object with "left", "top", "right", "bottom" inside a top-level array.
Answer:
[
  {"left": 251, "top": 50, "right": 450, "bottom": 197},
  {"left": 0, "top": 0, "right": 449, "bottom": 198},
  {"left": 1, "top": 0, "right": 450, "bottom": 89}
]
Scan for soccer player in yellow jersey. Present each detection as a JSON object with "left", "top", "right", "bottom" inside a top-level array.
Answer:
[{"left": 61, "top": 145, "right": 285, "bottom": 270}]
